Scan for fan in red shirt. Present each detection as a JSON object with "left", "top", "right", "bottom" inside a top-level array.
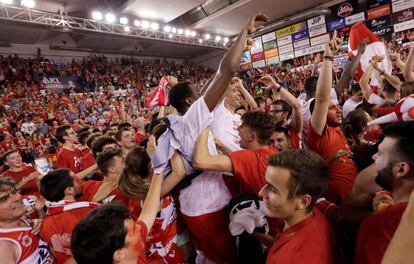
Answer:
[
  {"left": 133, "top": 116, "right": 147, "bottom": 145},
  {"left": 354, "top": 121, "right": 414, "bottom": 264},
  {"left": 1, "top": 150, "right": 39, "bottom": 197},
  {"left": 259, "top": 150, "right": 335, "bottom": 264},
  {"left": 39, "top": 169, "right": 100, "bottom": 264}
]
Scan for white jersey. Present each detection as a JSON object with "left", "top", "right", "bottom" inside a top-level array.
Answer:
[{"left": 212, "top": 100, "right": 242, "bottom": 152}]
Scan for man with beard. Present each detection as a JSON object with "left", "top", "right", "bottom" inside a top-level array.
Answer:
[
  {"left": 258, "top": 74, "right": 303, "bottom": 149},
  {"left": 354, "top": 121, "right": 414, "bottom": 264},
  {"left": 307, "top": 31, "right": 358, "bottom": 205},
  {"left": 39, "top": 169, "right": 99, "bottom": 263}
]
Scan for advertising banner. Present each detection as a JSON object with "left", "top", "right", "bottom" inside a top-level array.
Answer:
[
  {"left": 263, "top": 40, "right": 277, "bottom": 51},
  {"left": 261, "top": 31, "right": 276, "bottom": 42},
  {"left": 308, "top": 24, "right": 327, "bottom": 37},
  {"left": 265, "top": 56, "right": 280, "bottom": 65},
  {"left": 392, "top": 7, "right": 414, "bottom": 23},
  {"left": 277, "top": 35, "right": 293, "bottom": 47},
  {"left": 251, "top": 52, "right": 265, "bottom": 62},
  {"left": 292, "top": 30, "right": 309, "bottom": 41},
  {"left": 42, "top": 76, "right": 82, "bottom": 90},
  {"left": 294, "top": 39, "right": 310, "bottom": 49},
  {"left": 276, "top": 22, "right": 307, "bottom": 38},
  {"left": 392, "top": 0, "right": 414, "bottom": 13},
  {"left": 345, "top": 12, "right": 366, "bottom": 25},
  {"left": 252, "top": 60, "right": 266, "bottom": 68},
  {"left": 264, "top": 48, "right": 279, "bottom": 58},
  {"left": 367, "top": 16, "right": 392, "bottom": 30},
  {"left": 307, "top": 15, "right": 326, "bottom": 28},
  {"left": 327, "top": 18, "right": 346, "bottom": 31},
  {"left": 368, "top": 4, "right": 391, "bottom": 19}
]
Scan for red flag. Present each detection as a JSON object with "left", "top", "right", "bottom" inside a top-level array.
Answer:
[
  {"left": 145, "top": 76, "right": 169, "bottom": 108},
  {"left": 348, "top": 22, "right": 392, "bottom": 86}
]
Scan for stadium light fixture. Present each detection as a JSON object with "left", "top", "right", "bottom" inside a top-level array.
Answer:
[
  {"left": 105, "top": 13, "right": 116, "bottom": 23},
  {"left": 124, "top": 26, "right": 130, "bottom": 32},
  {"left": 120, "top": 17, "right": 128, "bottom": 25},
  {"left": 198, "top": 39, "right": 203, "bottom": 43},
  {"left": 168, "top": 34, "right": 173, "bottom": 38},
  {"left": 171, "top": 27, "right": 177, "bottom": 33},
  {"left": 184, "top": 29, "right": 191, "bottom": 36},
  {"left": 141, "top": 20, "right": 150, "bottom": 28},
  {"left": 92, "top": 11, "right": 103, "bottom": 20},
  {"left": 0, "top": 0, "right": 13, "bottom": 5},
  {"left": 177, "top": 28, "right": 184, "bottom": 35},
  {"left": 215, "top": 35, "right": 221, "bottom": 42},
  {"left": 134, "top": 20, "right": 140, "bottom": 27},
  {"left": 223, "top": 37, "right": 229, "bottom": 43},
  {"left": 191, "top": 31, "right": 196, "bottom": 37},
  {"left": 151, "top": 22, "right": 159, "bottom": 30},
  {"left": 204, "top": 33, "right": 211, "bottom": 40},
  {"left": 163, "top": 26, "right": 171, "bottom": 32},
  {"left": 21, "top": 0, "right": 35, "bottom": 8}
]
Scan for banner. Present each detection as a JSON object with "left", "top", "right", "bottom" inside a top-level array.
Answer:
[
  {"left": 252, "top": 60, "right": 266, "bottom": 68},
  {"left": 250, "top": 37, "right": 263, "bottom": 54},
  {"left": 373, "top": 26, "right": 393, "bottom": 35},
  {"left": 279, "top": 53, "right": 295, "bottom": 61},
  {"left": 394, "top": 18, "right": 414, "bottom": 31},
  {"left": 307, "top": 15, "right": 326, "bottom": 29},
  {"left": 310, "top": 33, "right": 330, "bottom": 46},
  {"left": 261, "top": 32, "right": 276, "bottom": 42},
  {"left": 293, "top": 39, "right": 310, "bottom": 49},
  {"left": 294, "top": 44, "right": 325, "bottom": 58},
  {"left": 239, "top": 63, "right": 252, "bottom": 71},
  {"left": 263, "top": 40, "right": 277, "bottom": 51},
  {"left": 251, "top": 52, "right": 265, "bottom": 62},
  {"left": 240, "top": 51, "right": 251, "bottom": 64},
  {"left": 277, "top": 35, "right": 293, "bottom": 47},
  {"left": 392, "top": 7, "right": 414, "bottom": 23},
  {"left": 367, "top": 16, "right": 392, "bottom": 30},
  {"left": 265, "top": 56, "right": 279, "bottom": 65},
  {"left": 308, "top": 24, "right": 327, "bottom": 37},
  {"left": 368, "top": 4, "right": 391, "bottom": 19},
  {"left": 276, "top": 22, "right": 307, "bottom": 38},
  {"left": 292, "top": 30, "right": 309, "bottom": 41},
  {"left": 327, "top": 18, "right": 346, "bottom": 31},
  {"left": 264, "top": 48, "right": 278, "bottom": 58},
  {"left": 392, "top": 0, "right": 414, "bottom": 13},
  {"left": 42, "top": 76, "right": 82, "bottom": 90},
  {"left": 345, "top": 12, "right": 366, "bottom": 25},
  {"left": 279, "top": 43, "right": 294, "bottom": 54}
]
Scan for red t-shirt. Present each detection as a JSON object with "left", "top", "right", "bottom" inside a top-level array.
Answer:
[
  {"left": 40, "top": 201, "right": 99, "bottom": 264},
  {"left": 134, "top": 220, "right": 149, "bottom": 264},
  {"left": 307, "top": 123, "right": 358, "bottom": 205},
  {"left": 354, "top": 202, "right": 408, "bottom": 264},
  {"left": 56, "top": 147, "right": 82, "bottom": 174},
  {"left": 2, "top": 165, "right": 38, "bottom": 196},
  {"left": 229, "top": 146, "right": 277, "bottom": 195},
  {"left": 135, "top": 132, "right": 146, "bottom": 145},
  {"left": 266, "top": 210, "right": 335, "bottom": 264},
  {"left": 80, "top": 150, "right": 96, "bottom": 171},
  {"left": 78, "top": 180, "right": 129, "bottom": 205},
  {"left": 287, "top": 124, "right": 302, "bottom": 149}
]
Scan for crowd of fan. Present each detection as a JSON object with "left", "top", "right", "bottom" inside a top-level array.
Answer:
[{"left": 1, "top": 13, "right": 414, "bottom": 264}]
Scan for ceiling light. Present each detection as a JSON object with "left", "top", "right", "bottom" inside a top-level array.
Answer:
[
  {"left": 177, "top": 28, "right": 184, "bottom": 34},
  {"left": 151, "top": 22, "right": 159, "bottom": 30},
  {"left": 134, "top": 20, "right": 140, "bottom": 27},
  {"left": 223, "top": 37, "right": 229, "bottom": 43},
  {"left": 185, "top": 30, "right": 191, "bottom": 36},
  {"left": 215, "top": 35, "right": 221, "bottom": 42},
  {"left": 0, "top": 0, "right": 12, "bottom": 4},
  {"left": 204, "top": 34, "right": 211, "bottom": 40},
  {"left": 124, "top": 26, "right": 130, "bottom": 32},
  {"left": 105, "top": 13, "right": 116, "bottom": 23},
  {"left": 171, "top": 27, "right": 177, "bottom": 33},
  {"left": 168, "top": 34, "right": 173, "bottom": 38},
  {"left": 92, "top": 11, "right": 103, "bottom": 20},
  {"left": 141, "top": 20, "right": 150, "bottom": 29},
  {"left": 120, "top": 17, "right": 128, "bottom": 25},
  {"left": 198, "top": 39, "right": 203, "bottom": 43},
  {"left": 163, "top": 26, "right": 171, "bottom": 32},
  {"left": 21, "top": 0, "right": 35, "bottom": 8},
  {"left": 191, "top": 31, "right": 196, "bottom": 37}
]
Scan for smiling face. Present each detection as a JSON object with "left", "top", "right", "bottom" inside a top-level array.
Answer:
[
  {"left": 225, "top": 85, "right": 242, "bottom": 110},
  {"left": 0, "top": 185, "right": 26, "bottom": 223},
  {"left": 5, "top": 152, "right": 23, "bottom": 169},
  {"left": 326, "top": 100, "right": 342, "bottom": 127},
  {"left": 373, "top": 137, "right": 398, "bottom": 191},
  {"left": 119, "top": 130, "right": 135, "bottom": 150}
]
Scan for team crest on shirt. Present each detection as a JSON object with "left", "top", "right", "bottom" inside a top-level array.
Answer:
[{"left": 21, "top": 235, "right": 33, "bottom": 247}]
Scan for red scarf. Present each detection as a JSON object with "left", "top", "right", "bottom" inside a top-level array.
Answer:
[{"left": 46, "top": 201, "right": 100, "bottom": 216}]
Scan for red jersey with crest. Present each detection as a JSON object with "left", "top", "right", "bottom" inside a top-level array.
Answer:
[
  {"left": 56, "top": 147, "right": 82, "bottom": 174},
  {"left": 0, "top": 219, "right": 55, "bottom": 264},
  {"left": 78, "top": 180, "right": 129, "bottom": 205},
  {"left": 40, "top": 201, "right": 100, "bottom": 264},
  {"left": 2, "top": 165, "right": 38, "bottom": 196}
]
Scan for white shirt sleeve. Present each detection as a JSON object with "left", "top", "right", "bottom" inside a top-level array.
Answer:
[{"left": 368, "top": 93, "right": 385, "bottom": 105}]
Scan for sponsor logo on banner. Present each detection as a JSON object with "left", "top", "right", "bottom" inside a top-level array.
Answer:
[
  {"left": 294, "top": 39, "right": 310, "bottom": 49},
  {"left": 294, "top": 44, "right": 325, "bottom": 58},
  {"left": 367, "top": 16, "right": 392, "bottom": 30},
  {"left": 264, "top": 48, "right": 278, "bottom": 58},
  {"left": 345, "top": 12, "right": 365, "bottom": 25},
  {"left": 373, "top": 26, "right": 393, "bottom": 35},
  {"left": 276, "top": 22, "right": 307, "bottom": 39},
  {"left": 338, "top": 2, "right": 354, "bottom": 17},
  {"left": 327, "top": 19, "right": 346, "bottom": 31},
  {"left": 279, "top": 43, "right": 294, "bottom": 54},
  {"left": 42, "top": 76, "right": 82, "bottom": 90},
  {"left": 368, "top": 4, "right": 391, "bottom": 19},
  {"left": 252, "top": 60, "right": 266, "bottom": 68},
  {"left": 368, "top": 0, "right": 390, "bottom": 9},
  {"left": 240, "top": 51, "right": 251, "bottom": 64},
  {"left": 263, "top": 40, "right": 277, "bottom": 51},
  {"left": 307, "top": 15, "right": 326, "bottom": 28},
  {"left": 261, "top": 32, "right": 276, "bottom": 42},
  {"left": 250, "top": 37, "right": 263, "bottom": 54},
  {"left": 392, "top": 7, "right": 414, "bottom": 23},
  {"left": 394, "top": 19, "right": 414, "bottom": 32},
  {"left": 292, "top": 30, "right": 309, "bottom": 41},
  {"left": 392, "top": 0, "right": 414, "bottom": 13},
  {"left": 251, "top": 52, "right": 265, "bottom": 62},
  {"left": 265, "top": 56, "right": 279, "bottom": 65},
  {"left": 240, "top": 63, "right": 252, "bottom": 71},
  {"left": 310, "top": 33, "right": 330, "bottom": 46},
  {"left": 277, "top": 35, "right": 292, "bottom": 47},
  {"left": 279, "top": 53, "right": 295, "bottom": 61},
  {"left": 308, "top": 24, "right": 327, "bottom": 37}
]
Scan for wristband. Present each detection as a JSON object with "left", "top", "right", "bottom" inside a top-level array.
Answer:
[
  {"left": 380, "top": 70, "right": 385, "bottom": 75},
  {"left": 275, "top": 86, "right": 281, "bottom": 93},
  {"left": 323, "top": 55, "right": 334, "bottom": 61}
]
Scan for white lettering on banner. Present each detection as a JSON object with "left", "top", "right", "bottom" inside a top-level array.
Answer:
[
  {"left": 394, "top": 19, "right": 414, "bottom": 32},
  {"left": 307, "top": 15, "right": 326, "bottom": 28},
  {"left": 252, "top": 60, "right": 266, "bottom": 68},
  {"left": 277, "top": 35, "right": 292, "bottom": 47},
  {"left": 43, "top": 77, "right": 62, "bottom": 84},
  {"left": 294, "top": 39, "right": 310, "bottom": 48},
  {"left": 279, "top": 43, "right": 294, "bottom": 54},
  {"left": 294, "top": 44, "right": 325, "bottom": 58},
  {"left": 392, "top": 0, "right": 414, "bottom": 13},
  {"left": 261, "top": 32, "right": 276, "bottom": 42},
  {"left": 310, "top": 33, "right": 330, "bottom": 46},
  {"left": 308, "top": 24, "right": 327, "bottom": 37},
  {"left": 279, "top": 53, "right": 295, "bottom": 61},
  {"left": 345, "top": 12, "right": 365, "bottom": 25}
]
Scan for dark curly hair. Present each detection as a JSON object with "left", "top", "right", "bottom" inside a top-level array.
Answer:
[
  {"left": 168, "top": 81, "right": 195, "bottom": 115},
  {"left": 241, "top": 111, "right": 275, "bottom": 145}
]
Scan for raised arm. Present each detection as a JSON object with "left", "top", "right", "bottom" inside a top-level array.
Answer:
[
  {"left": 311, "top": 31, "right": 342, "bottom": 135},
  {"left": 234, "top": 77, "right": 258, "bottom": 111},
  {"left": 161, "top": 152, "right": 186, "bottom": 196},
  {"left": 334, "top": 40, "right": 366, "bottom": 99},
  {"left": 138, "top": 172, "right": 163, "bottom": 231},
  {"left": 390, "top": 51, "right": 406, "bottom": 72},
  {"left": 203, "top": 13, "right": 268, "bottom": 111},
  {"left": 359, "top": 60, "right": 375, "bottom": 101},
  {"left": 371, "top": 56, "right": 402, "bottom": 91},
  {"left": 403, "top": 46, "right": 414, "bottom": 82}
]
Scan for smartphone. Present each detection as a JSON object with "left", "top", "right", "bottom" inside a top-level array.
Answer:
[{"left": 33, "top": 158, "right": 50, "bottom": 176}]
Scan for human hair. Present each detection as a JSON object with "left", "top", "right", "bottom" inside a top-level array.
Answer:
[
  {"left": 40, "top": 169, "right": 73, "bottom": 202},
  {"left": 382, "top": 78, "right": 397, "bottom": 95},
  {"left": 341, "top": 109, "right": 369, "bottom": 148},
  {"left": 118, "top": 122, "right": 132, "bottom": 131},
  {"left": 254, "top": 97, "right": 265, "bottom": 106},
  {"left": 71, "top": 203, "right": 131, "bottom": 264},
  {"left": 400, "top": 81, "right": 414, "bottom": 98},
  {"left": 96, "top": 147, "right": 123, "bottom": 175},
  {"left": 382, "top": 121, "right": 414, "bottom": 165},
  {"left": 2, "top": 150, "right": 18, "bottom": 162},
  {"left": 115, "top": 127, "right": 131, "bottom": 142},
  {"left": 118, "top": 147, "right": 151, "bottom": 200},
  {"left": 350, "top": 83, "right": 362, "bottom": 95},
  {"left": 91, "top": 136, "right": 118, "bottom": 158},
  {"left": 77, "top": 127, "right": 90, "bottom": 135},
  {"left": 86, "top": 133, "right": 100, "bottom": 149},
  {"left": 273, "top": 126, "right": 290, "bottom": 139},
  {"left": 267, "top": 150, "right": 328, "bottom": 211},
  {"left": 0, "top": 177, "right": 17, "bottom": 192},
  {"left": 168, "top": 81, "right": 194, "bottom": 114},
  {"left": 241, "top": 111, "right": 274, "bottom": 145},
  {"left": 304, "top": 76, "right": 318, "bottom": 100},
  {"left": 55, "top": 125, "right": 72, "bottom": 143},
  {"left": 272, "top": 99, "right": 292, "bottom": 117},
  {"left": 78, "top": 131, "right": 91, "bottom": 146}
]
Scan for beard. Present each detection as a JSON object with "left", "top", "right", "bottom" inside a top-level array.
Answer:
[
  {"left": 74, "top": 191, "right": 83, "bottom": 199},
  {"left": 375, "top": 163, "right": 395, "bottom": 191}
]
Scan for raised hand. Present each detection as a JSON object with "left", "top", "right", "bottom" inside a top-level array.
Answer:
[
  {"left": 243, "top": 38, "right": 254, "bottom": 52},
  {"left": 324, "top": 30, "right": 343, "bottom": 58},
  {"left": 245, "top": 13, "right": 269, "bottom": 34},
  {"left": 257, "top": 74, "right": 279, "bottom": 90}
]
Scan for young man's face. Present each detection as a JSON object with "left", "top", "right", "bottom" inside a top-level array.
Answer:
[
  {"left": 270, "top": 104, "right": 288, "bottom": 126},
  {"left": 237, "top": 123, "right": 253, "bottom": 149},
  {"left": 259, "top": 166, "right": 299, "bottom": 220},
  {"left": 0, "top": 186, "right": 26, "bottom": 222},
  {"left": 119, "top": 130, "right": 135, "bottom": 150},
  {"left": 351, "top": 91, "right": 364, "bottom": 102},
  {"left": 65, "top": 128, "right": 79, "bottom": 144},
  {"left": 326, "top": 100, "right": 342, "bottom": 127},
  {"left": 225, "top": 85, "right": 242, "bottom": 109},
  {"left": 118, "top": 218, "right": 146, "bottom": 262},
  {"left": 270, "top": 132, "right": 290, "bottom": 151},
  {"left": 373, "top": 137, "right": 398, "bottom": 191},
  {"left": 5, "top": 152, "right": 23, "bottom": 169},
  {"left": 111, "top": 155, "right": 125, "bottom": 180}
]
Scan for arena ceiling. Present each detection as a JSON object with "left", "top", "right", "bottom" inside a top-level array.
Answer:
[{"left": 0, "top": 0, "right": 347, "bottom": 59}]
